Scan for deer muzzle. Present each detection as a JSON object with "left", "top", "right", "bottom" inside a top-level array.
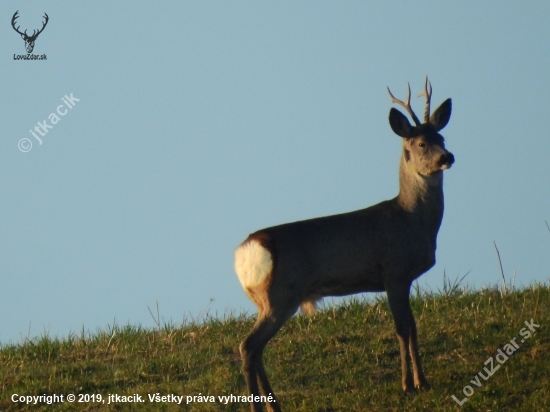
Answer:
[{"left": 438, "top": 152, "right": 455, "bottom": 169}]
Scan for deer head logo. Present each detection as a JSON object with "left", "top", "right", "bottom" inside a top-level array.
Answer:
[{"left": 11, "top": 11, "right": 49, "bottom": 54}]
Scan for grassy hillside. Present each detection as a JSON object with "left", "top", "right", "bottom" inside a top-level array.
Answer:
[{"left": 0, "top": 283, "right": 548, "bottom": 411}]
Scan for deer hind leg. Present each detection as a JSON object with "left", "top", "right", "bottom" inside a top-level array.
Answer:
[
  {"left": 385, "top": 282, "right": 415, "bottom": 392},
  {"left": 240, "top": 306, "right": 297, "bottom": 412},
  {"left": 408, "top": 305, "right": 430, "bottom": 390}
]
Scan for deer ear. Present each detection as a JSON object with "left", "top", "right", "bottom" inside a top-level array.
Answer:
[
  {"left": 389, "top": 108, "right": 414, "bottom": 138},
  {"left": 430, "top": 98, "right": 452, "bottom": 132}
]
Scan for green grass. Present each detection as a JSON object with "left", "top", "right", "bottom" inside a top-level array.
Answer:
[{"left": 1, "top": 283, "right": 548, "bottom": 411}]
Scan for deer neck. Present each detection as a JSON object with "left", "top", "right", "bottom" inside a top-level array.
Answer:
[{"left": 396, "top": 156, "right": 444, "bottom": 237}]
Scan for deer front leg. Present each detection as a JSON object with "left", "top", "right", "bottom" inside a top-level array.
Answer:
[
  {"left": 385, "top": 282, "right": 415, "bottom": 392},
  {"left": 408, "top": 305, "right": 430, "bottom": 390}
]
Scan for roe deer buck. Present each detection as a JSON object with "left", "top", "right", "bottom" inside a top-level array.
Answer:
[{"left": 235, "top": 78, "right": 454, "bottom": 412}]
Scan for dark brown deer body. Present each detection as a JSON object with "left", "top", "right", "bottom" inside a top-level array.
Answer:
[{"left": 235, "top": 78, "right": 454, "bottom": 412}]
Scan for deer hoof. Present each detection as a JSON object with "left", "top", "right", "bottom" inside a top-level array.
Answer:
[
  {"left": 415, "top": 379, "right": 431, "bottom": 391},
  {"left": 402, "top": 385, "right": 416, "bottom": 395}
]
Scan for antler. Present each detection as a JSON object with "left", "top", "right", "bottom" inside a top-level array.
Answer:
[
  {"left": 11, "top": 11, "right": 49, "bottom": 40},
  {"left": 11, "top": 11, "right": 26, "bottom": 37},
  {"left": 417, "top": 76, "right": 432, "bottom": 123},
  {"left": 30, "top": 13, "right": 49, "bottom": 40},
  {"left": 387, "top": 83, "right": 421, "bottom": 126}
]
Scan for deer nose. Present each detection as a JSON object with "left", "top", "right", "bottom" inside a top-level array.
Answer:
[{"left": 439, "top": 152, "right": 455, "bottom": 167}]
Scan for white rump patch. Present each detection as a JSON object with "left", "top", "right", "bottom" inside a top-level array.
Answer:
[{"left": 234, "top": 239, "right": 273, "bottom": 288}]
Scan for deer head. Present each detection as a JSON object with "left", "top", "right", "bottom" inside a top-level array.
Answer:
[
  {"left": 12, "top": 11, "right": 49, "bottom": 54},
  {"left": 387, "top": 77, "right": 454, "bottom": 181}
]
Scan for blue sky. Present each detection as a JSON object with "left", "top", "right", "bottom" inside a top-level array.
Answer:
[{"left": 1, "top": 1, "right": 549, "bottom": 344}]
